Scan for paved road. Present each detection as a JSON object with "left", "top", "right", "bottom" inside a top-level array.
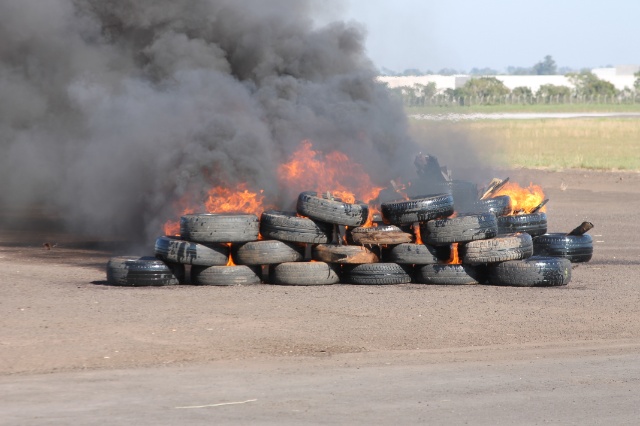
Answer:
[
  {"left": 2, "top": 342, "right": 639, "bottom": 425},
  {"left": 411, "top": 112, "right": 640, "bottom": 121}
]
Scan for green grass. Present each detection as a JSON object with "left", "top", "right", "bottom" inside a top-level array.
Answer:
[
  {"left": 410, "top": 118, "right": 640, "bottom": 170},
  {"left": 406, "top": 103, "right": 640, "bottom": 115}
]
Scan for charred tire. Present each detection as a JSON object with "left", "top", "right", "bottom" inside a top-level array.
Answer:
[
  {"left": 533, "top": 233, "right": 593, "bottom": 263},
  {"left": 312, "top": 244, "right": 379, "bottom": 264},
  {"left": 233, "top": 240, "right": 304, "bottom": 265},
  {"left": 269, "top": 262, "right": 340, "bottom": 286},
  {"left": 296, "top": 192, "right": 369, "bottom": 227},
  {"left": 154, "top": 236, "right": 229, "bottom": 266},
  {"left": 383, "top": 243, "right": 449, "bottom": 265},
  {"left": 414, "top": 263, "right": 484, "bottom": 285},
  {"left": 260, "top": 211, "right": 333, "bottom": 244},
  {"left": 422, "top": 213, "right": 498, "bottom": 246},
  {"left": 381, "top": 193, "right": 454, "bottom": 225},
  {"left": 462, "top": 233, "right": 533, "bottom": 265},
  {"left": 344, "top": 263, "right": 412, "bottom": 285},
  {"left": 180, "top": 214, "right": 259, "bottom": 243},
  {"left": 497, "top": 213, "right": 547, "bottom": 237},
  {"left": 191, "top": 265, "right": 261, "bottom": 286},
  {"left": 106, "top": 256, "right": 184, "bottom": 286},
  {"left": 349, "top": 225, "right": 413, "bottom": 245},
  {"left": 488, "top": 256, "right": 571, "bottom": 287},
  {"left": 465, "top": 195, "right": 512, "bottom": 217}
]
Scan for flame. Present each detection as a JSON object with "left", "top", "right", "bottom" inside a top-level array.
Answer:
[
  {"left": 162, "top": 182, "right": 266, "bottom": 236},
  {"left": 204, "top": 183, "right": 265, "bottom": 216},
  {"left": 278, "top": 140, "right": 384, "bottom": 213},
  {"left": 225, "top": 243, "right": 236, "bottom": 266},
  {"left": 493, "top": 182, "right": 546, "bottom": 214},
  {"left": 445, "top": 243, "right": 461, "bottom": 264},
  {"left": 414, "top": 223, "right": 423, "bottom": 245}
]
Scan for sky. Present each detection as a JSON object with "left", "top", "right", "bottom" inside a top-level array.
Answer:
[{"left": 339, "top": 0, "right": 639, "bottom": 73}]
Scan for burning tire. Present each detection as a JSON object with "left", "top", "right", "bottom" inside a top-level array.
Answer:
[
  {"left": 154, "top": 236, "right": 229, "bottom": 266},
  {"left": 497, "top": 213, "right": 547, "bottom": 237},
  {"left": 349, "top": 225, "right": 413, "bottom": 245},
  {"left": 465, "top": 195, "right": 512, "bottom": 217},
  {"left": 343, "top": 263, "right": 412, "bottom": 285},
  {"left": 180, "top": 214, "right": 259, "bottom": 243},
  {"left": 381, "top": 193, "right": 454, "bottom": 225},
  {"left": 260, "top": 210, "right": 333, "bottom": 244},
  {"left": 106, "top": 256, "right": 185, "bottom": 286},
  {"left": 233, "top": 240, "right": 304, "bottom": 265},
  {"left": 383, "top": 243, "right": 449, "bottom": 265},
  {"left": 414, "top": 263, "right": 484, "bottom": 285},
  {"left": 269, "top": 262, "right": 340, "bottom": 286},
  {"left": 533, "top": 233, "right": 593, "bottom": 263},
  {"left": 422, "top": 213, "right": 498, "bottom": 246},
  {"left": 312, "top": 244, "right": 379, "bottom": 264},
  {"left": 296, "top": 191, "right": 369, "bottom": 227},
  {"left": 462, "top": 233, "right": 533, "bottom": 265},
  {"left": 191, "top": 265, "right": 261, "bottom": 286},
  {"left": 487, "top": 256, "right": 572, "bottom": 287}
]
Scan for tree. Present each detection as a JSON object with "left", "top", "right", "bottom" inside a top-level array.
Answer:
[
  {"left": 567, "top": 71, "right": 617, "bottom": 97},
  {"left": 507, "top": 66, "right": 533, "bottom": 75},
  {"left": 635, "top": 71, "right": 640, "bottom": 92},
  {"left": 532, "top": 55, "right": 558, "bottom": 75},
  {"left": 415, "top": 82, "right": 438, "bottom": 98},
  {"left": 512, "top": 86, "right": 533, "bottom": 97},
  {"left": 438, "top": 68, "right": 460, "bottom": 76},
  {"left": 536, "top": 84, "right": 571, "bottom": 99},
  {"left": 453, "top": 77, "right": 509, "bottom": 102},
  {"left": 470, "top": 67, "right": 499, "bottom": 75}
]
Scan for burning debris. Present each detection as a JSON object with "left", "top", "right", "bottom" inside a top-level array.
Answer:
[{"left": 106, "top": 150, "right": 592, "bottom": 287}]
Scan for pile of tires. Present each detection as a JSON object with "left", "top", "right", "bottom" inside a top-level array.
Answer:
[{"left": 105, "top": 189, "right": 587, "bottom": 288}]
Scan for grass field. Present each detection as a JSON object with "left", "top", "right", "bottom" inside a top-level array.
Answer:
[
  {"left": 410, "top": 118, "right": 640, "bottom": 170},
  {"left": 406, "top": 103, "right": 640, "bottom": 115}
]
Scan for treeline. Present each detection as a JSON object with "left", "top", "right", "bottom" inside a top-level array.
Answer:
[
  {"left": 392, "top": 71, "right": 640, "bottom": 106},
  {"left": 382, "top": 55, "right": 576, "bottom": 76}
]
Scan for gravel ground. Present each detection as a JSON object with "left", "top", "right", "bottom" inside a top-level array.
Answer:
[
  {"left": 410, "top": 112, "right": 640, "bottom": 121},
  {"left": 1, "top": 168, "right": 639, "bottom": 375}
]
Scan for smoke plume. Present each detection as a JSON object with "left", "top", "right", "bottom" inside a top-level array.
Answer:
[{"left": 0, "top": 0, "right": 419, "bottom": 241}]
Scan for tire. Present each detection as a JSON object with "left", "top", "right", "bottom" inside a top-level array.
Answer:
[
  {"left": 344, "top": 263, "right": 412, "bottom": 285},
  {"left": 462, "top": 233, "right": 533, "bottom": 265},
  {"left": 349, "top": 225, "right": 413, "bottom": 245},
  {"left": 232, "top": 240, "right": 304, "bottom": 265},
  {"left": 381, "top": 193, "right": 454, "bottom": 225},
  {"left": 106, "top": 256, "right": 184, "bottom": 286},
  {"left": 497, "top": 213, "right": 547, "bottom": 237},
  {"left": 533, "top": 233, "right": 593, "bottom": 263},
  {"left": 408, "top": 180, "right": 479, "bottom": 213},
  {"left": 260, "top": 210, "right": 333, "bottom": 244},
  {"left": 191, "top": 265, "right": 261, "bottom": 286},
  {"left": 312, "top": 244, "right": 379, "bottom": 264},
  {"left": 383, "top": 243, "right": 449, "bottom": 264},
  {"left": 154, "top": 236, "right": 229, "bottom": 266},
  {"left": 464, "top": 195, "right": 512, "bottom": 217},
  {"left": 422, "top": 213, "right": 498, "bottom": 246},
  {"left": 269, "top": 262, "right": 340, "bottom": 285},
  {"left": 180, "top": 214, "right": 259, "bottom": 243},
  {"left": 296, "top": 191, "right": 369, "bottom": 227},
  {"left": 414, "top": 263, "right": 484, "bottom": 285},
  {"left": 488, "top": 256, "right": 572, "bottom": 287}
]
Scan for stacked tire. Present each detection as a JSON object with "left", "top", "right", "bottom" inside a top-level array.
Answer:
[{"left": 105, "top": 190, "right": 584, "bottom": 288}]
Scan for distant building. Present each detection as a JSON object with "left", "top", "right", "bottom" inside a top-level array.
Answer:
[{"left": 377, "top": 65, "right": 639, "bottom": 93}]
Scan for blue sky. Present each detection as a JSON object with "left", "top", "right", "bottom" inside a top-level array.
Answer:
[{"left": 341, "top": 0, "right": 639, "bottom": 73}]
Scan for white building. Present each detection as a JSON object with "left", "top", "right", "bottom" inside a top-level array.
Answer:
[{"left": 377, "top": 65, "right": 639, "bottom": 93}]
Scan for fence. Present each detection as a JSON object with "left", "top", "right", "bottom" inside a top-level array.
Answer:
[{"left": 401, "top": 93, "right": 640, "bottom": 107}]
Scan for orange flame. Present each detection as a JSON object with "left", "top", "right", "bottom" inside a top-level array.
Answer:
[
  {"left": 445, "top": 243, "right": 461, "bottom": 265},
  {"left": 278, "top": 140, "right": 384, "bottom": 209},
  {"left": 414, "top": 224, "right": 423, "bottom": 245},
  {"left": 225, "top": 243, "right": 236, "bottom": 266},
  {"left": 162, "top": 182, "right": 266, "bottom": 236},
  {"left": 493, "top": 182, "right": 546, "bottom": 214}
]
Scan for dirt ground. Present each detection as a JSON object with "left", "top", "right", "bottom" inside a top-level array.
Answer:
[{"left": 2, "top": 168, "right": 639, "bottom": 376}]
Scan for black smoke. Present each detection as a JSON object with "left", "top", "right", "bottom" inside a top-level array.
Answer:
[{"left": 0, "top": 0, "right": 418, "bottom": 241}]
